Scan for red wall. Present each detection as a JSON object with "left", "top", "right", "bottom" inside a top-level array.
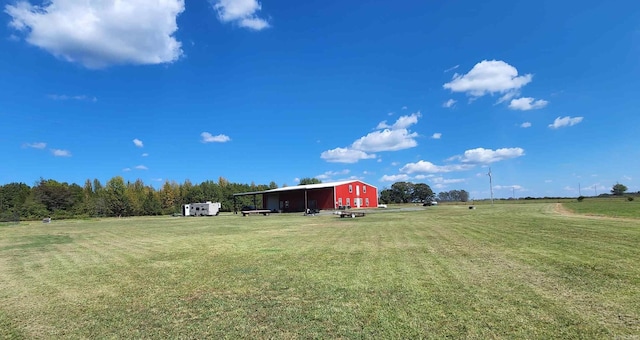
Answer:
[
  {"left": 334, "top": 181, "right": 378, "bottom": 209},
  {"left": 263, "top": 181, "right": 378, "bottom": 212}
]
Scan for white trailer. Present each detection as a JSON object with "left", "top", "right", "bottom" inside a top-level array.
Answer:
[{"left": 182, "top": 201, "right": 221, "bottom": 216}]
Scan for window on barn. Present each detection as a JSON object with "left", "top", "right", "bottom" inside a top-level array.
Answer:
[
  {"left": 363, "top": 185, "right": 367, "bottom": 193},
  {"left": 349, "top": 184, "right": 353, "bottom": 193},
  {"left": 338, "top": 198, "right": 343, "bottom": 206},
  {"left": 346, "top": 198, "right": 350, "bottom": 206},
  {"left": 365, "top": 198, "right": 369, "bottom": 206}
]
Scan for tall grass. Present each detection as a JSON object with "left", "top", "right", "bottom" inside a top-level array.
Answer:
[{"left": 0, "top": 203, "right": 638, "bottom": 338}]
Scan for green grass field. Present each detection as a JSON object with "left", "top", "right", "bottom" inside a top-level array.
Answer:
[{"left": 1, "top": 203, "right": 639, "bottom": 338}]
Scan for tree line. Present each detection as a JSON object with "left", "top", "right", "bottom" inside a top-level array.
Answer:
[
  {"left": 378, "top": 181, "right": 469, "bottom": 204},
  {"left": 0, "top": 177, "right": 277, "bottom": 221}
]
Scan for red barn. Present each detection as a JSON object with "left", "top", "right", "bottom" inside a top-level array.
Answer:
[{"left": 234, "top": 180, "right": 379, "bottom": 213}]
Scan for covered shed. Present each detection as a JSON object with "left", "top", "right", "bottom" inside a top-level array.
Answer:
[{"left": 233, "top": 180, "right": 378, "bottom": 213}]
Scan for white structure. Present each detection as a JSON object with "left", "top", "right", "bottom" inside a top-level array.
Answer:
[{"left": 182, "top": 201, "right": 221, "bottom": 216}]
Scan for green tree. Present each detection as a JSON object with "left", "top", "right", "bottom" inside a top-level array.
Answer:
[
  {"left": 611, "top": 183, "right": 628, "bottom": 196},
  {"left": 299, "top": 178, "right": 322, "bottom": 185},
  {"left": 390, "top": 182, "right": 413, "bottom": 203},
  {"left": 105, "top": 176, "right": 131, "bottom": 217},
  {"left": 412, "top": 183, "right": 434, "bottom": 202}
]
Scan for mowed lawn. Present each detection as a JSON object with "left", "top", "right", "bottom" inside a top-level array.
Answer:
[{"left": 1, "top": 203, "right": 639, "bottom": 338}]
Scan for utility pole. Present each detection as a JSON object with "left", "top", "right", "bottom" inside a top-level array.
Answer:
[
  {"left": 578, "top": 183, "right": 581, "bottom": 197},
  {"left": 488, "top": 168, "right": 494, "bottom": 205}
]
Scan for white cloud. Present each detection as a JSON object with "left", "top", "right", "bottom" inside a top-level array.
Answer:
[
  {"left": 212, "top": 0, "right": 269, "bottom": 30},
  {"left": 51, "top": 149, "right": 71, "bottom": 157},
  {"left": 509, "top": 97, "right": 548, "bottom": 110},
  {"left": 48, "top": 94, "right": 97, "bottom": 102},
  {"left": 123, "top": 168, "right": 131, "bottom": 172},
  {"left": 443, "top": 99, "right": 456, "bottom": 108},
  {"left": 142, "top": 153, "right": 149, "bottom": 157},
  {"left": 400, "top": 160, "right": 474, "bottom": 174},
  {"left": 548, "top": 116, "right": 583, "bottom": 129},
  {"left": 431, "top": 133, "right": 442, "bottom": 139},
  {"left": 316, "top": 169, "right": 350, "bottom": 180},
  {"left": 201, "top": 132, "right": 231, "bottom": 143},
  {"left": 376, "top": 112, "right": 420, "bottom": 130},
  {"left": 24, "top": 142, "right": 46, "bottom": 149},
  {"left": 431, "top": 177, "right": 466, "bottom": 185},
  {"left": 320, "top": 147, "right": 376, "bottom": 163},
  {"left": 443, "top": 60, "right": 533, "bottom": 97},
  {"left": 380, "top": 174, "right": 410, "bottom": 182},
  {"left": 351, "top": 129, "right": 418, "bottom": 152},
  {"left": 322, "top": 113, "right": 420, "bottom": 163},
  {"left": 456, "top": 147, "right": 525, "bottom": 164},
  {"left": 494, "top": 185, "right": 523, "bottom": 190},
  {"left": 134, "top": 165, "right": 148, "bottom": 170},
  {"left": 444, "top": 64, "right": 459, "bottom": 73},
  {"left": 5, "top": 0, "right": 184, "bottom": 68},
  {"left": 520, "top": 122, "right": 532, "bottom": 128},
  {"left": 133, "top": 138, "right": 144, "bottom": 148},
  {"left": 496, "top": 91, "right": 519, "bottom": 104}
]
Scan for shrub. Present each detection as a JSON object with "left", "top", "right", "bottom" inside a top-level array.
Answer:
[
  {"left": 628, "top": 196, "right": 634, "bottom": 202},
  {"left": 577, "top": 196, "right": 585, "bottom": 202}
]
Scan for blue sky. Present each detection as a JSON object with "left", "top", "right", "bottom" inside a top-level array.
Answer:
[{"left": 1, "top": 0, "right": 639, "bottom": 199}]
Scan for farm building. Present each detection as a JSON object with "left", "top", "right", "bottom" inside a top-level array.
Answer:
[
  {"left": 182, "top": 201, "right": 221, "bottom": 216},
  {"left": 233, "top": 180, "right": 378, "bottom": 213}
]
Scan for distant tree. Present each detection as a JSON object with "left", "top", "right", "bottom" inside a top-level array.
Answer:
[
  {"left": 105, "top": 176, "right": 131, "bottom": 217},
  {"left": 412, "top": 183, "right": 434, "bottom": 202},
  {"left": 390, "top": 182, "right": 413, "bottom": 203},
  {"left": 299, "top": 178, "right": 322, "bottom": 185},
  {"left": 437, "top": 189, "right": 469, "bottom": 202},
  {"left": 268, "top": 181, "right": 278, "bottom": 189},
  {"left": 379, "top": 188, "right": 393, "bottom": 204},
  {"left": 611, "top": 183, "right": 628, "bottom": 196}
]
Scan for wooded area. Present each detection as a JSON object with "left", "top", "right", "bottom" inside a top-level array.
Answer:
[{"left": 0, "top": 176, "right": 277, "bottom": 221}]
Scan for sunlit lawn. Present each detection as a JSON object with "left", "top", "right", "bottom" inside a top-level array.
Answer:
[{"left": 1, "top": 203, "right": 638, "bottom": 338}]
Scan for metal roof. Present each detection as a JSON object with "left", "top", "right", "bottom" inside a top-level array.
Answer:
[{"left": 233, "top": 180, "right": 376, "bottom": 196}]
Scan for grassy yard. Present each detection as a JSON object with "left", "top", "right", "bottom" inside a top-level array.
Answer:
[{"left": 0, "top": 203, "right": 638, "bottom": 338}]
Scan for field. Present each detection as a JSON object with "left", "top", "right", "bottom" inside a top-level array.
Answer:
[{"left": 1, "top": 202, "right": 639, "bottom": 338}]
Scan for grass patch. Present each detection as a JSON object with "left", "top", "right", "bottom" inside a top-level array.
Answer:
[
  {"left": 563, "top": 197, "right": 640, "bottom": 218},
  {"left": 0, "top": 205, "right": 638, "bottom": 338}
]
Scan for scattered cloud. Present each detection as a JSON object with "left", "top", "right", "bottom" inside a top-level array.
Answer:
[
  {"left": 431, "top": 177, "right": 466, "bottom": 185},
  {"left": 5, "top": 0, "right": 184, "bottom": 68},
  {"left": 142, "top": 153, "right": 149, "bottom": 157},
  {"left": 454, "top": 147, "right": 525, "bottom": 164},
  {"left": 496, "top": 91, "right": 519, "bottom": 104},
  {"left": 400, "top": 161, "right": 473, "bottom": 174},
  {"left": 23, "top": 142, "right": 46, "bottom": 149},
  {"left": 431, "top": 133, "right": 442, "bottom": 139},
  {"left": 494, "top": 185, "right": 523, "bottom": 190},
  {"left": 509, "top": 97, "right": 548, "bottom": 110},
  {"left": 320, "top": 148, "right": 376, "bottom": 163},
  {"left": 443, "top": 60, "right": 532, "bottom": 97},
  {"left": 444, "top": 64, "right": 459, "bottom": 73},
  {"left": 316, "top": 169, "right": 350, "bottom": 180},
  {"left": 520, "top": 122, "right": 532, "bottom": 128},
  {"left": 548, "top": 116, "right": 583, "bottom": 129},
  {"left": 401, "top": 106, "right": 408, "bottom": 110},
  {"left": 201, "top": 132, "right": 231, "bottom": 143},
  {"left": 51, "top": 149, "right": 71, "bottom": 157},
  {"left": 321, "top": 112, "right": 421, "bottom": 163},
  {"left": 47, "top": 94, "right": 97, "bottom": 102},
  {"left": 380, "top": 174, "right": 410, "bottom": 182},
  {"left": 133, "top": 138, "right": 144, "bottom": 148},
  {"left": 443, "top": 99, "right": 456, "bottom": 108},
  {"left": 134, "top": 165, "right": 148, "bottom": 170},
  {"left": 351, "top": 129, "right": 419, "bottom": 152},
  {"left": 212, "top": 0, "right": 270, "bottom": 30}
]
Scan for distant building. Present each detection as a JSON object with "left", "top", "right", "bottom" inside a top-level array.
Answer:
[
  {"left": 182, "top": 201, "right": 221, "bottom": 216},
  {"left": 233, "top": 180, "right": 379, "bottom": 212}
]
